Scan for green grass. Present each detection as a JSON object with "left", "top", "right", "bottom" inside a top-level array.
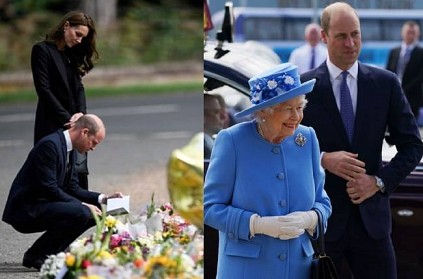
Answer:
[{"left": 0, "top": 80, "right": 202, "bottom": 103}]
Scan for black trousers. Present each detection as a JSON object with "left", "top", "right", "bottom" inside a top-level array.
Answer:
[
  {"left": 13, "top": 200, "right": 95, "bottom": 259},
  {"left": 204, "top": 224, "right": 219, "bottom": 279},
  {"left": 326, "top": 207, "right": 397, "bottom": 279}
]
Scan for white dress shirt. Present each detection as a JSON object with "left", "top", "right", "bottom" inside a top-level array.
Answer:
[
  {"left": 326, "top": 59, "right": 358, "bottom": 115},
  {"left": 397, "top": 42, "right": 417, "bottom": 81},
  {"left": 63, "top": 130, "right": 73, "bottom": 153},
  {"left": 288, "top": 43, "right": 328, "bottom": 74}
]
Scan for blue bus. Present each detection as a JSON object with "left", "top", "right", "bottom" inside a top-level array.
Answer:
[{"left": 209, "top": 7, "right": 423, "bottom": 68}]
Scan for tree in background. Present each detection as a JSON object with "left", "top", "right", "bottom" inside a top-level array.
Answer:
[{"left": 0, "top": 0, "right": 202, "bottom": 71}]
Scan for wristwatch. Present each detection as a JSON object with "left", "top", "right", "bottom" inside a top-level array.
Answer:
[{"left": 375, "top": 176, "right": 385, "bottom": 193}]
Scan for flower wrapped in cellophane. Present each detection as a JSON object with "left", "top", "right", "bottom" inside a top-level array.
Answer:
[{"left": 38, "top": 197, "right": 203, "bottom": 279}]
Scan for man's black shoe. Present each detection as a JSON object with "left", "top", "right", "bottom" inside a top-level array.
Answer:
[{"left": 22, "top": 252, "right": 45, "bottom": 271}]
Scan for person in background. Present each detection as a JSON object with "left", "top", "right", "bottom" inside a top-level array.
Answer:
[
  {"left": 31, "top": 11, "right": 99, "bottom": 189},
  {"left": 213, "top": 93, "right": 235, "bottom": 128},
  {"left": 288, "top": 22, "right": 327, "bottom": 74},
  {"left": 386, "top": 20, "right": 423, "bottom": 121},
  {"left": 204, "top": 63, "right": 331, "bottom": 279},
  {"left": 204, "top": 92, "right": 227, "bottom": 279},
  {"left": 204, "top": 93, "right": 225, "bottom": 160},
  {"left": 2, "top": 114, "right": 123, "bottom": 271},
  {"left": 301, "top": 2, "right": 423, "bottom": 278}
]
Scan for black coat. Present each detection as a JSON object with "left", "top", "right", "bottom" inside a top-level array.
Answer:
[
  {"left": 386, "top": 45, "right": 423, "bottom": 116},
  {"left": 31, "top": 41, "right": 87, "bottom": 144}
]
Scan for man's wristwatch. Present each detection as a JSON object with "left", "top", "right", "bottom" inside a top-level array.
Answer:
[{"left": 375, "top": 176, "right": 385, "bottom": 193}]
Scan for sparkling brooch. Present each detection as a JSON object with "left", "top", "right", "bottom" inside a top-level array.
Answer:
[{"left": 295, "top": 133, "right": 306, "bottom": 147}]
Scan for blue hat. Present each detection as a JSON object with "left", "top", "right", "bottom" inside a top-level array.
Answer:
[{"left": 235, "top": 63, "right": 316, "bottom": 118}]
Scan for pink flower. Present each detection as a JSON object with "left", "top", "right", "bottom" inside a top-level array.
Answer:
[{"left": 109, "top": 234, "right": 122, "bottom": 248}]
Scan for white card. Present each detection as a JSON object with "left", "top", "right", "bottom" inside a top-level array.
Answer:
[{"left": 106, "top": 195, "right": 130, "bottom": 215}]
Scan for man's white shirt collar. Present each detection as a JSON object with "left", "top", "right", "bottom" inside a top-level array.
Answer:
[
  {"left": 63, "top": 130, "right": 73, "bottom": 152},
  {"left": 401, "top": 42, "right": 417, "bottom": 52},
  {"left": 326, "top": 58, "right": 358, "bottom": 81}
]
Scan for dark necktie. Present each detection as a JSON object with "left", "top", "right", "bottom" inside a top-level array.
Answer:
[
  {"left": 398, "top": 47, "right": 411, "bottom": 80},
  {"left": 340, "top": 71, "right": 355, "bottom": 143},
  {"left": 310, "top": 47, "right": 316, "bottom": 70},
  {"left": 65, "top": 150, "right": 73, "bottom": 182}
]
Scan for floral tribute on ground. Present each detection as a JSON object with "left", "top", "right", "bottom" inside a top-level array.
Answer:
[{"left": 39, "top": 195, "right": 204, "bottom": 279}]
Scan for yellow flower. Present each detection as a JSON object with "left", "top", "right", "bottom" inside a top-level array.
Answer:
[
  {"left": 104, "top": 215, "right": 117, "bottom": 229},
  {"left": 65, "top": 253, "right": 75, "bottom": 267},
  {"left": 98, "top": 250, "right": 113, "bottom": 259},
  {"left": 143, "top": 255, "right": 181, "bottom": 277},
  {"left": 178, "top": 235, "right": 190, "bottom": 245}
]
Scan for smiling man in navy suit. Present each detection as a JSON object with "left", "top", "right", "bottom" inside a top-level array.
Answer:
[
  {"left": 2, "top": 114, "right": 123, "bottom": 271},
  {"left": 301, "top": 2, "right": 423, "bottom": 279}
]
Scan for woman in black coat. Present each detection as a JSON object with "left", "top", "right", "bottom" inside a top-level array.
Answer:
[{"left": 31, "top": 11, "right": 99, "bottom": 189}]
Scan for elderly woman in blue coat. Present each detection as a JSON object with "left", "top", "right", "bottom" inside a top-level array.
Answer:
[{"left": 204, "top": 63, "right": 332, "bottom": 279}]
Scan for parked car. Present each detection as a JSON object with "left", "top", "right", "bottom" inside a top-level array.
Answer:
[{"left": 204, "top": 6, "right": 423, "bottom": 278}]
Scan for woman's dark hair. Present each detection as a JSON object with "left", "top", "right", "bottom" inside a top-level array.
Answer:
[{"left": 45, "top": 11, "right": 99, "bottom": 76}]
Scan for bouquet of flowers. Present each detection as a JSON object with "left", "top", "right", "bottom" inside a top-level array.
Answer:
[{"left": 39, "top": 195, "right": 203, "bottom": 279}]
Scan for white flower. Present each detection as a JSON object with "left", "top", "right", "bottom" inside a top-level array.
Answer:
[
  {"left": 180, "top": 253, "right": 195, "bottom": 270},
  {"left": 267, "top": 79, "right": 278, "bottom": 89},
  {"left": 284, "top": 75, "right": 295, "bottom": 85},
  {"left": 251, "top": 94, "right": 261, "bottom": 103},
  {"left": 101, "top": 257, "right": 118, "bottom": 267},
  {"left": 39, "top": 253, "right": 66, "bottom": 279}
]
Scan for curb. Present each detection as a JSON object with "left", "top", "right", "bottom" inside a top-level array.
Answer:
[{"left": 0, "top": 61, "right": 202, "bottom": 89}]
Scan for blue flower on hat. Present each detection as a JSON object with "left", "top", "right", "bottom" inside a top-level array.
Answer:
[
  {"left": 251, "top": 73, "right": 299, "bottom": 105},
  {"left": 234, "top": 63, "right": 316, "bottom": 118}
]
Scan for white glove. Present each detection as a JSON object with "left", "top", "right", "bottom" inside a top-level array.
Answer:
[
  {"left": 278, "top": 211, "right": 318, "bottom": 235},
  {"left": 249, "top": 214, "right": 305, "bottom": 240}
]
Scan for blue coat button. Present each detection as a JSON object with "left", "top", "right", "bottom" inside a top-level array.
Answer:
[
  {"left": 279, "top": 254, "right": 287, "bottom": 261},
  {"left": 272, "top": 147, "right": 280, "bottom": 154},
  {"left": 277, "top": 173, "right": 285, "bottom": 180}
]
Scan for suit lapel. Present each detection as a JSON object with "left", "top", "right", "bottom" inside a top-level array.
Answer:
[
  {"left": 393, "top": 48, "right": 401, "bottom": 73},
  {"left": 353, "top": 63, "right": 375, "bottom": 147},
  {"left": 47, "top": 44, "right": 72, "bottom": 95},
  {"left": 404, "top": 46, "right": 422, "bottom": 76},
  {"left": 58, "top": 131, "right": 71, "bottom": 185},
  {"left": 314, "top": 65, "right": 351, "bottom": 145}
]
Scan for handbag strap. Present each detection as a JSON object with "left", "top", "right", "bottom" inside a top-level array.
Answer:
[{"left": 314, "top": 209, "right": 326, "bottom": 257}]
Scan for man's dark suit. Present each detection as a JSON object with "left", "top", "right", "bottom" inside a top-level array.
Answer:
[
  {"left": 301, "top": 62, "right": 423, "bottom": 277},
  {"left": 386, "top": 46, "right": 423, "bottom": 119},
  {"left": 32, "top": 41, "right": 89, "bottom": 189},
  {"left": 2, "top": 129, "right": 100, "bottom": 260}
]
